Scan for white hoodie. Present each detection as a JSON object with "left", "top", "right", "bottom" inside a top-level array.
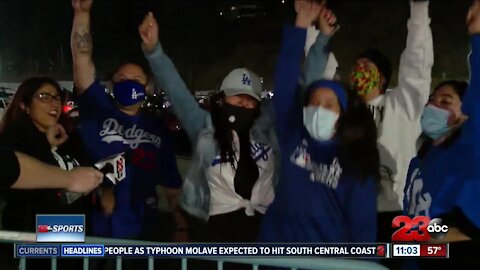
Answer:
[{"left": 305, "top": 1, "right": 434, "bottom": 212}]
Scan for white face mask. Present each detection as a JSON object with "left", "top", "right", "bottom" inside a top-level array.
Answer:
[{"left": 303, "top": 106, "right": 339, "bottom": 141}]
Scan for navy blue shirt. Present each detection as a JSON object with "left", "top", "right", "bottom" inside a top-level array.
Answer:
[{"left": 77, "top": 80, "right": 182, "bottom": 238}]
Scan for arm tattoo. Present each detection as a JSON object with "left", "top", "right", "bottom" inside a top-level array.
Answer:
[{"left": 73, "top": 28, "right": 92, "bottom": 54}]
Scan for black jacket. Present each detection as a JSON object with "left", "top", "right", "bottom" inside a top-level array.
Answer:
[{"left": 0, "top": 116, "right": 91, "bottom": 232}]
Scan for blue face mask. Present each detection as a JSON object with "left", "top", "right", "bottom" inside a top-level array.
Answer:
[
  {"left": 421, "top": 105, "right": 452, "bottom": 140},
  {"left": 303, "top": 106, "right": 339, "bottom": 141},
  {"left": 112, "top": 80, "right": 146, "bottom": 106}
]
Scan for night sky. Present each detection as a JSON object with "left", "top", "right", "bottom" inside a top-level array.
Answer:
[{"left": 0, "top": 0, "right": 473, "bottom": 90}]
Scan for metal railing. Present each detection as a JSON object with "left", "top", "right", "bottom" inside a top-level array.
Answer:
[{"left": 0, "top": 230, "right": 389, "bottom": 270}]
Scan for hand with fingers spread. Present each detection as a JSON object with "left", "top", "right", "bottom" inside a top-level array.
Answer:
[
  {"left": 467, "top": 0, "right": 480, "bottom": 35},
  {"left": 318, "top": 7, "right": 338, "bottom": 36},
  {"left": 295, "top": 0, "right": 322, "bottom": 29},
  {"left": 139, "top": 12, "right": 160, "bottom": 53},
  {"left": 72, "top": 0, "right": 93, "bottom": 14},
  {"left": 46, "top": 124, "right": 69, "bottom": 147}
]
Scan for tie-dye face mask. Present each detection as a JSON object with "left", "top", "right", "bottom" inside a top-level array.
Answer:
[{"left": 349, "top": 64, "right": 381, "bottom": 95}]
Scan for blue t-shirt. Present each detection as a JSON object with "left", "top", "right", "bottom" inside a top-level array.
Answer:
[{"left": 77, "top": 80, "right": 182, "bottom": 238}]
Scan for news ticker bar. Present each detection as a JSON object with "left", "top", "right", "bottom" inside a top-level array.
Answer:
[{"left": 13, "top": 243, "right": 449, "bottom": 259}]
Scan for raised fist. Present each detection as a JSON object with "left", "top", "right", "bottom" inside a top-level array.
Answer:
[
  {"left": 72, "top": 0, "right": 93, "bottom": 13},
  {"left": 139, "top": 12, "right": 160, "bottom": 53},
  {"left": 467, "top": 0, "right": 480, "bottom": 35},
  {"left": 318, "top": 8, "right": 338, "bottom": 36},
  {"left": 46, "top": 124, "right": 68, "bottom": 147},
  {"left": 295, "top": 0, "right": 322, "bottom": 29}
]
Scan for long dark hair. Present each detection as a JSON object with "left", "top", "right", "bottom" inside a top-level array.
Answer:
[
  {"left": 336, "top": 89, "right": 381, "bottom": 182},
  {"left": 0, "top": 76, "right": 64, "bottom": 133},
  {"left": 417, "top": 80, "right": 468, "bottom": 159},
  {"left": 210, "top": 92, "right": 260, "bottom": 167}
]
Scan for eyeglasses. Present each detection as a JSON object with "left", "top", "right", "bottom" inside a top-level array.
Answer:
[{"left": 36, "top": 93, "right": 62, "bottom": 103}]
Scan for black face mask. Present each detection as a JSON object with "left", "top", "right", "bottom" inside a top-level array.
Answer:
[{"left": 221, "top": 103, "right": 257, "bottom": 132}]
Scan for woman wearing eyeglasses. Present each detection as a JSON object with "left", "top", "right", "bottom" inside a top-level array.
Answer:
[{"left": 0, "top": 77, "right": 92, "bottom": 234}]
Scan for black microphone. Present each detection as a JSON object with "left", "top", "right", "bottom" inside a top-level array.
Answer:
[
  {"left": 61, "top": 152, "right": 130, "bottom": 205},
  {"left": 94, "top": 152, "right": 129, "bottom": 185},
  {"left": 98, "top": 163, "right": 113, "bottom": 174}
]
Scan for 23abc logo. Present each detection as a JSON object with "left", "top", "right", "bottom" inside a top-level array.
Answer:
[{"left": 391, "top": 216, "right": 449, "bottom": 242}]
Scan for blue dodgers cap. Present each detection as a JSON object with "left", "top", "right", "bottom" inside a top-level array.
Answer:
[{"left": 306, "top": 80, "right": 348, "bottom": 110}]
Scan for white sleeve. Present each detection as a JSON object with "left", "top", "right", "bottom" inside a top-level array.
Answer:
[
  {"left": 388, "top": 1, "right": 434, "bottom": 122},
  {"left": 304, "top": 26, "right": 339, "bottom": 81}
]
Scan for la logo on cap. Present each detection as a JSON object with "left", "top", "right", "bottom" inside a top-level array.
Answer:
[{"left": 242, "top": 74, "right": 252, "bottom": 86}]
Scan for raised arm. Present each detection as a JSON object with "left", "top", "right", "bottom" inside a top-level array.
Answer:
[
  {"left": 302, "top": 8, "right": 337, "bottom": 88},
  {"left": 274, "top": 1, "right": 321, "bottom": 140},
  {"left": 463, "top": 1, "right": 480, "bottom": 115},
  {"left": 453, "top": 2, "right": 480, "bottom": 151},
  {"left": 455, "top": 1, "right": 480, "bottom": 178},
  {"left": 139, "top": 12, "right": 208, "bottom": 142},
  {"left": 428, "top": 1, "right": 480, "bottom": 242},
  {"left": 390, "top": 0, "right": 433, "bottom": 121},
  {"left": 71, "top": 0, "right": 95, "bottom": 93}
]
